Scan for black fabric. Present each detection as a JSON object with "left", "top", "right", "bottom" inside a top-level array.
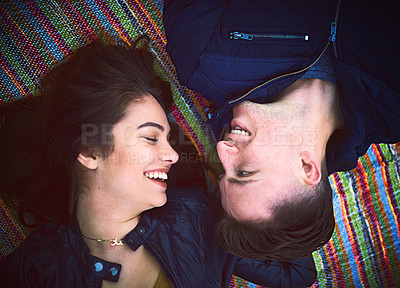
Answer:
[
  {"left": 164, "top": 0, "right": 400, "bottom": 174},
  {"left": 0, "top": 186, "right": 316, "bottom": 288}
]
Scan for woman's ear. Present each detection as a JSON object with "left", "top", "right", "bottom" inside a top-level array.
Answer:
[
  {"left": 77, "top": 151, "right": 98, "bottom": 170},
  {"left": 299, "top": 151, "right": 321, "bottom": 186}
]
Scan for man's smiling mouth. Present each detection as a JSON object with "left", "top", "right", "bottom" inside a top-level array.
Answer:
[{"left": 230, "top": 126, "right": 250, "bottom": 136}]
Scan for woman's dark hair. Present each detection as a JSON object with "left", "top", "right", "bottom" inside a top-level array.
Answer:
[
  {"left": 0, "top": 37, "right": 204, "bottom": 226},
  {"left": 167, "top": 122, "right": 207, "bottom": 187},
  {"left": 215, "top": 160, "right": 334, "bottom": 261}
]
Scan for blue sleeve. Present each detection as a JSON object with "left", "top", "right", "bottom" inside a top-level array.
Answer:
[
  {"left": 163, "top": 0, "right": 228, "bottom": 85},
  {"left": 234, "top": 255, "right": 317, "bottom": 288}
]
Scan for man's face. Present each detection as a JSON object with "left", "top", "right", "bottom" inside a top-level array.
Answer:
[{"left": 217, "top": 100, "right": 299, "bottom": 221}]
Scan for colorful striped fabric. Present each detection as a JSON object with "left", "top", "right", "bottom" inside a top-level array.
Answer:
[
  {"left": 312, "top": 144, "right": 400, "bottom": 288},
  {"left": 0, "top": 1, "right": 399, "bottom": 287}
]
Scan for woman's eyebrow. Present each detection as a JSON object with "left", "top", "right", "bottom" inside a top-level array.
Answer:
[{"left": 137, "top": 122, "right": 164, "bottom": 132}]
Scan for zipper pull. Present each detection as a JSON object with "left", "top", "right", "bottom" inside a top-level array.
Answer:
[
  {"left": 230, "top": 32, "right": 253, "bottom": 40},
  {"left": 330, "top": 22, "right": 337, "bottom": 42}
]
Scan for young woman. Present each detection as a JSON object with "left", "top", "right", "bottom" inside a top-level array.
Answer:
[{"left": 0, "top": 37, "right": 316, "bottom": 287}]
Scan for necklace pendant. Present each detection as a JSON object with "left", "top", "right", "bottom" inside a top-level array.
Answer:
[{"left": 111, "top": 238, "right": 124, "bottom": 246}]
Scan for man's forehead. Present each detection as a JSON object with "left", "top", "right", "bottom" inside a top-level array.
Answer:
[
  {"left": 221, "top": 182, "right": 274, "bottom": 221},
  {"left": 219, "top": 161, "right": 299, "bottom": 220}
]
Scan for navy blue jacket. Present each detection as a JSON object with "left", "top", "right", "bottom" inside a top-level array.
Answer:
[
  {"left": 164, "top": 0, "right": 400, "bottom": 174},
  {"left": 0, "top": 186, "right": 316, "bottom": 287}
]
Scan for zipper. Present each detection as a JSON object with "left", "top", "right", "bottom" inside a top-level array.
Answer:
[
  {"left": 330, "top": 0, "right": 341, "bottom": 58},
  {"left": 230, "top": 31, "right": 309, "bottom": 41},
  {"left": 228, "top": 41, "right": 331, "bottom": 105},
  {"left": 228, "top": 0, "right": 341, "bottom": 105}
]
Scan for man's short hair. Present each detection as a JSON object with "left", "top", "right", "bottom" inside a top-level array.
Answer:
[{"left": 215, "top": 161, "right": 334, "bottom": 261}]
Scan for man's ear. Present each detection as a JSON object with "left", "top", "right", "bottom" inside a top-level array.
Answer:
[
  {"left": 77, "top": 151, "right": 98, "bottom": 170},
  {"left": 299, "top": 151, "right": 321, "bottom": 186}
]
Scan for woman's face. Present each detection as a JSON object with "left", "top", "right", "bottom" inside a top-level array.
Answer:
[{"left": 95, "top": 95, "right": 179, "bottom": 214}]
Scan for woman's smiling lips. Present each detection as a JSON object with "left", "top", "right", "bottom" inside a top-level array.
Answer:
[{"left": 144, "top": 169, "right": 169, "bottom": 188}]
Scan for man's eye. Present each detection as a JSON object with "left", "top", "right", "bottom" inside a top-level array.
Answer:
[{"left": 237, "top": 171, "right": 251, "bottom": 177}]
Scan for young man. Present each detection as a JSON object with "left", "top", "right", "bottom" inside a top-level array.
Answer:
[{"left": 163, "top": 0, "right": 400, "bottom": 260}]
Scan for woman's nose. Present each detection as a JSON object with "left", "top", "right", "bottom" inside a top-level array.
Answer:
[{"left": 160, "top": 144, "right": 179, "bottom": 164}]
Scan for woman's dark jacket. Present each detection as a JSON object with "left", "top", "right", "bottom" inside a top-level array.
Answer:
[
  {"left": 0, "top": 186, "right": 316, "bottom": 287},
  {"left": 163, "top": 0, "right": 400, "bottom": 174}
]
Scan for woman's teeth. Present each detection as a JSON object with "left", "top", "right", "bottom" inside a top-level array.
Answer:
[
  {"left": 230, "top": 126, "right": 250, "bottom": 136},
  {"left": 145, "top": 171, "right": 168, "bottom": 181}
]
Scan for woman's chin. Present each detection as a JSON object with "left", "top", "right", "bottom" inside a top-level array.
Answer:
[{"left": 152, "top": 192, "right": 167, "bottom": 208}]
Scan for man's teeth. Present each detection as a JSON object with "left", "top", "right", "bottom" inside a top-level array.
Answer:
[
  {"left": 231, "top": 126, "right": 250, "bottom": 136},
  {"left": 145, "top": 171, "right": 168, "bottom": 180}
]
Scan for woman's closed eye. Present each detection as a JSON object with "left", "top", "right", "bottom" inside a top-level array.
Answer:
[{"left": 143, "top": 136, "right": 158, "bottom": 143}]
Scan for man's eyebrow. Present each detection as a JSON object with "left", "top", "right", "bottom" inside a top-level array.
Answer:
[
  {"left": 227, "top": 177, "right": 257, "bottom": 186},
  {"left": 137, "top": 122, "right": 165, "bottom": 132}
]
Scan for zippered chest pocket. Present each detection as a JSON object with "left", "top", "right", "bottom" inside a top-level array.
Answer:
[{"left": 230, "top": 31, "right": 310, "bottom": 42}]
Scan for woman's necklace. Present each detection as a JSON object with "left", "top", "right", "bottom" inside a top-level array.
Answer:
[{"left": 82, "top": 234, "right": 125, "bottom": 246}]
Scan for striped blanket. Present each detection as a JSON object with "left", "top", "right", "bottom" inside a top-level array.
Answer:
[{"left": 0, "top": 1, "right": 399, "bottom": 287}]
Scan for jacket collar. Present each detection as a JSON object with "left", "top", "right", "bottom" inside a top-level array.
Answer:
[
  {"left": 69, "top": 209, "right": 159, "bottom": 251},
  {"left": 68, "top": 216, "right": 158, "bottom": 283},
  {"left": 123, "top": 210, "right": 158, "bottom": 251}
]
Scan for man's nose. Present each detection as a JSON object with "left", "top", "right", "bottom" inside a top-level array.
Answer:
[{"left": 217, "top": 141, "right": 240, "bottom": 164}]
